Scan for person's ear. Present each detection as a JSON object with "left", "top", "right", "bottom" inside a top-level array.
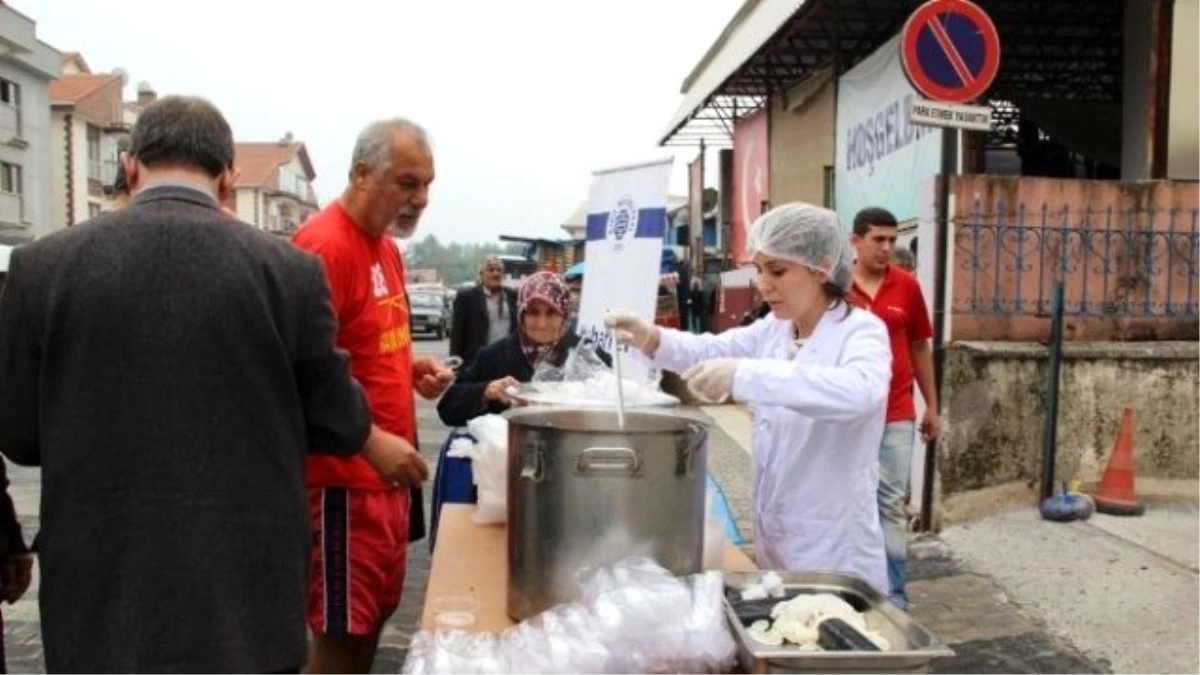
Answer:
[
  {"left": 216, "top": 167, "right": 238, "bottom": 205},
  {"left": 123, "top": 153, "right": 141, "bottom": 191}
]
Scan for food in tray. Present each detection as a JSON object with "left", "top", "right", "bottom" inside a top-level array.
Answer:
[
  {"left": 738, "top": 571, "right": 786, "bottom": 601},
  {"left": 730, "top": 573, "right": 891, "bottom": 652}
]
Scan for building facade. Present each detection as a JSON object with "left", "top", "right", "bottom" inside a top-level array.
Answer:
[
  {"left": 48, "top": 53, "right": 156, "bottom": 225},
  {"left": 0, "top": 3, "right": 61, "bottom": 244},
  {"left": 232, "top": 135, "right": 319, "bottom": 235}
]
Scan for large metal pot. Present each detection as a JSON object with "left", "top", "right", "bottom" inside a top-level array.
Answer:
[{"left": 505, "top": 405, "right": 709, "bottom": 620}]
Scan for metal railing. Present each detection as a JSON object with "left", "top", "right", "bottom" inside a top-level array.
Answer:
[{"left": 953, "top": 201, "right": 1200, "bottom": 318}]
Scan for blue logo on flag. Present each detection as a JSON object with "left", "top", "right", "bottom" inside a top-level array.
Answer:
[{"left": 606, "top": 196, "right": 639, "bottom": 250}]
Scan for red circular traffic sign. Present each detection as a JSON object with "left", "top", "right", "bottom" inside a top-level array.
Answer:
[{"left": 901, "top": 0, "right": 1001, "bottom": 103}]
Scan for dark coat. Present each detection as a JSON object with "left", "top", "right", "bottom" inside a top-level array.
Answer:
[
  {"left": 0, "top": 460, "right": 27, "bottom": 564},
  {"left": 437, "top": 332, "right": 609, "bottom": 427},
  {"left": 0, "top": 185, "right": 371, "bottom": 673},
  {"left": 449, "top": 284, "right": 517, "bottom": 367}
]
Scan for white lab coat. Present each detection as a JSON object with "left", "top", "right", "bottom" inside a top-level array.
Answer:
[{"left": 653, "top": 304, "right": 892, "bottom": 593}]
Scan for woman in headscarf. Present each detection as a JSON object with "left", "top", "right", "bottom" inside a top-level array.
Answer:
[
  {"left": 436, "top": 270, "right": 598, "bottom": 426},
  {"left": 430, "top": 271, "right": 607, "bottom": 547}
]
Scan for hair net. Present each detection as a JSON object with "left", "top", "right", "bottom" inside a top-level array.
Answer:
[{"left": 745, "top": 202, "right": 853, "bottom": 291}]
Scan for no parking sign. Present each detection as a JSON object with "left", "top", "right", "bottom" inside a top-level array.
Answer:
[{"left": 902, "top": 0, "right": 1000, "bottom": 127}]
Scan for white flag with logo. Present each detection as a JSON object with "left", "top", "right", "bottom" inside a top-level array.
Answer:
[{"left": 576, "top": 158, "right": 672, "bottom": 378}]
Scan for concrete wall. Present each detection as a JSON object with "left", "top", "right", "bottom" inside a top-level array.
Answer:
[
  {"left": 234, "top": 188, "right": 262, "bottom": 228},
  {"left": 768, "top": 78, "right": 834, "bottom": 208},
  {"left": 936, "top": 341, "right": 1199, "bottom": 524}
]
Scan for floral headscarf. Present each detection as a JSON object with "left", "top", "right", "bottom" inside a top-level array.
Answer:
[{"left": 517, "top": 271, "right": 571, "bottom": 365}]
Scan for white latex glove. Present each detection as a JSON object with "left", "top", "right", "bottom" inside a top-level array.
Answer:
[
  {"left": 682, "top": 358, "right": 740, "bottom": 404},
  {"left": 604, "top": 310, "right": 654, "bottom": 349}
]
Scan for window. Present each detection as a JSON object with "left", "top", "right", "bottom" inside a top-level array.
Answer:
[
  {"left": 0, "top": 162, "right": 21, "bottom": 195},
  {"left": 0, "top": 79, "right": 18, "bottom": 107},
  {"left": 0, "top": 78, "right": 20, "bottom": 138},
  {"left": 87, "top": 125, "right": 102, "bottom": 180}
]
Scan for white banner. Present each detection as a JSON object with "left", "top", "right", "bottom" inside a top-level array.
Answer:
[
  {"left": 835, "top": 33, "right": 942, "bottom": 229},
  {"left": 576, "top": 158, "right": 673, "bottom": 377}
]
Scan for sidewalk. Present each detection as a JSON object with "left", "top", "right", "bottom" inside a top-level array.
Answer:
[{"left": 698, "top": 403, "right": 1120, "bottom": 674}]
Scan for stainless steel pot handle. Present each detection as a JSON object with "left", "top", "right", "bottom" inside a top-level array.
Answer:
[
  {"left": 674, "top": 423, "right": 708, "bottom": 476},
  {"left": 575, "top": 447, "right": 642, "bottom": 477},
  {"left": 520, "top": 440, "right": 545, "bottom": 482}
]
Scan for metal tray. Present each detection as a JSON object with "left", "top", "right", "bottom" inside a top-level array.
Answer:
[{"left": 722, "top": 571, "right": 954, "bottom": 674}]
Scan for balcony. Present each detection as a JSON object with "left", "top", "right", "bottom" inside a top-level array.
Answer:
[
  {"left": 270, "top": 171, "right": 318, "bottom": 206},
  {"left": 0, "top": 192, "right": 22, "bottom": 226}
]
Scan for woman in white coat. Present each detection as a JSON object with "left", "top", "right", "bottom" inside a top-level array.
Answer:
[{"left": 605, "top": 203, "right": 893, "bottom": 593}]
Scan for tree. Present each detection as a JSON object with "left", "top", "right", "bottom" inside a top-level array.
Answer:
[{"left": 402, "top": 234, "right": 513, "bottom": 285}]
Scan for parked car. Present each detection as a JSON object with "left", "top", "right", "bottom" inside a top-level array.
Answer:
[{"left": 409, "top": 289, "right": 449, "bottom": 340}]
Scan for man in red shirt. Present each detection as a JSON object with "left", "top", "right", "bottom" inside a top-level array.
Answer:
[
  {"left": 293, "top": 118, "right": 453, "bottom": 673},
  {"left": 849, "top": 207, "right": 940, "bottom": 611}
]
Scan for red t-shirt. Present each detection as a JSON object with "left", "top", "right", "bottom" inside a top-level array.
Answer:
[
  {"left": 850, "top": 265, "right": 933, "bottom": 423},
  {"left": 293, "top": 201, "right": 414, "bottom": 490}
]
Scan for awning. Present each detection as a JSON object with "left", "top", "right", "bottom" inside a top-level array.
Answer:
[
  {"left": 658, "top": 0, "right": 807, "bottom": 147},
  {"left": 658, "top": 0, "right": 1127, "bottom": 148}
]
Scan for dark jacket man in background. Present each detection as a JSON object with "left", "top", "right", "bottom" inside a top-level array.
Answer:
[
  {"left": 0, "top": 95, "right": 372, "bottom": 674},
  {"left": 449, "top": 255, "right": 517, "bottom": 367}
]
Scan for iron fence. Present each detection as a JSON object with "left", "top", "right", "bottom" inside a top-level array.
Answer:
[{"left": 953, "top": 201, "right": 1200, "bottom": 318}]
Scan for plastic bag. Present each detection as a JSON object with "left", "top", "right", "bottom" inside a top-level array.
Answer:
[
  {"left": 523, "top": 343, "right": 667, "bottom": 408},
  {"left": 401, "top": 558, "right": 737, "bottom": 674},
  {"left": 402, "top": 630, "right": 510, "bottom": 674},
  {"left": 445, "top": 415, "right": 509, "bottom": 524}
]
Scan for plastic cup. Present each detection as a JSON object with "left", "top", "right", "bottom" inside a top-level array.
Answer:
[{"left": 432, "top": 595, "right": 480, "bottom": 631}]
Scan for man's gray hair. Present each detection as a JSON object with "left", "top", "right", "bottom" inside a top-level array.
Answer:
[
  {"left": 349, "top": 118, "right": 430, "bottom": 177},
  {"left": 891, "top": 246, "right": 916, "bottom": 270}
]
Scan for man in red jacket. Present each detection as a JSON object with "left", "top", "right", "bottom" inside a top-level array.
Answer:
[{"left": 293, "top": 118, "right": 453, "bottom": 673}]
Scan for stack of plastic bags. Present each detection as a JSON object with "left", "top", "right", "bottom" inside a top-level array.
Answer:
[
  {"left": 401, "top": 558, "right": 738, "bottom": 674},
  {"left": 445, "top": 414, "right": 509, "bottom": 524},
  {"left": 522, "top": 343, "right": 668, "bottom": 408}
]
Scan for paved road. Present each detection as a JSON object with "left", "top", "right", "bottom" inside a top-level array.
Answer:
[{"left": 0, "top": 337, "right": 452, "bottom": 674}]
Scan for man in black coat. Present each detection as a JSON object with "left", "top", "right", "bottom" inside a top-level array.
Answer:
[
  {"left": 0, "top": 95, "right": 372, "bottom": 674},
  {"left": 449, "top": 256, "right": 517, "bottom": 367}
]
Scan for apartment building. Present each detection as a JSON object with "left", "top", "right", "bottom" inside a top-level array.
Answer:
[
  {"left": 232, "top": 134, "right": 319, "bottom": 235},
  {"left": 0, "top": 2, "right": 62, "bottom": 245},
  {"left": 48, "top": 52, "right": 158, "bottom": 225}
]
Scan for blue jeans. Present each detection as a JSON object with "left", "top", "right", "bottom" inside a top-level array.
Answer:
[{"left": 878, "top": 420, "right": 915, "bottom": 610}]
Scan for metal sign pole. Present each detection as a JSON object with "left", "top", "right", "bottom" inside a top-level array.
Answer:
[{"left": 920, "top": 126, "right": 958, "bottom": 533}]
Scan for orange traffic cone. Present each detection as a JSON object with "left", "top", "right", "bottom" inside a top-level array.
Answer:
[{"left": 1092, "top": 407, "right": 1145, "bottom": 516}]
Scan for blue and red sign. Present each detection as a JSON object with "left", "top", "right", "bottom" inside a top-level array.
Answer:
[{"left": 901, "top": 0, "right": 1001, "bottom": 104}]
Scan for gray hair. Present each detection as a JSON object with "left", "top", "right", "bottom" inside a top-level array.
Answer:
[
  {"left": 891, "top": 246, "right": 916, "bottom": 270},
  {"left": 349, "top": 118, "right": 430, "bottom": 177}
]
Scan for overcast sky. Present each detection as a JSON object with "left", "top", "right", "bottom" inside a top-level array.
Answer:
[{"left": 13, "top": 0, "right": 740, "bottom": 243}]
